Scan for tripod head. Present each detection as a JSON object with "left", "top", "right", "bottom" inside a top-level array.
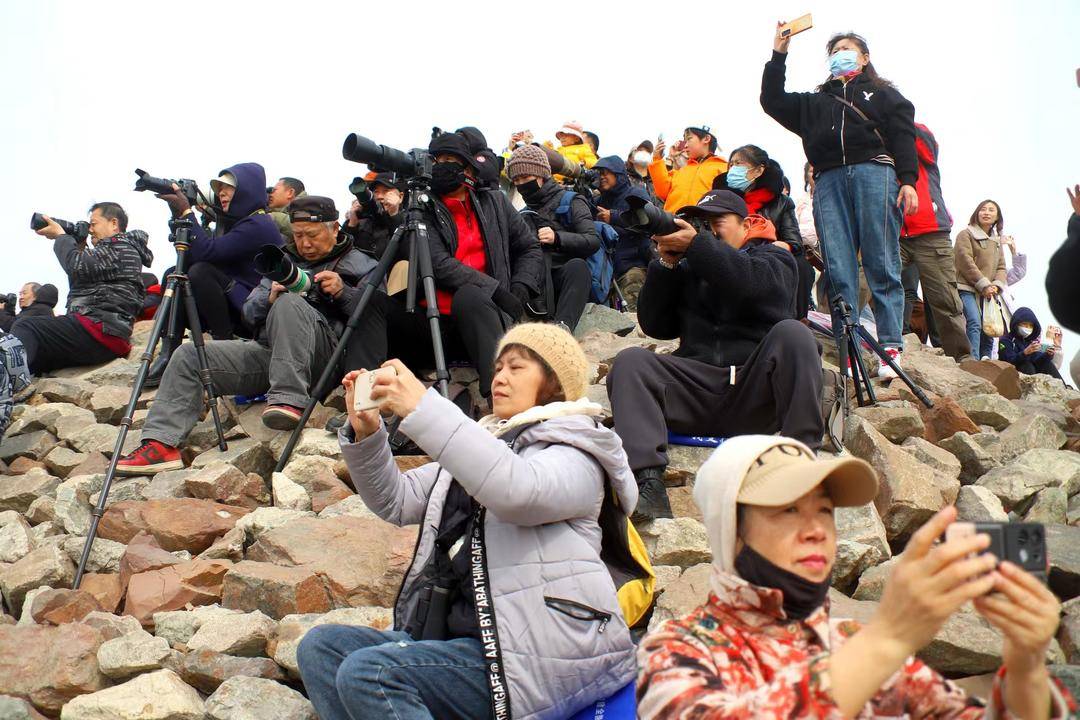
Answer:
[
  {"left": 830, "top": 293, "right": 856, "bottom": 327},
  {"left": 167, "top": 216, "right": 195, "bottom": 248}
]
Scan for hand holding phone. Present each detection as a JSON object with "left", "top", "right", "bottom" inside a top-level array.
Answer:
[
  {"left": 353, "top": 366, "right": 398, "bottom": 412},
  {"left": 779, "top": 13, "right": 813, "bottom": 39}
]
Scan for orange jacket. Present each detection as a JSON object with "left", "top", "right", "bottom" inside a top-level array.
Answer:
[{"left": 648, "top": 155, "right": 729, "bottom": 212}]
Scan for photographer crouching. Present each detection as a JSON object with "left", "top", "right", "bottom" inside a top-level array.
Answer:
[
  {"left": 13, "top": 203, "right": 152, "bottom": 375},
  {"left": 115, "top": 196, "right": 387, "bottom": 475},
  {"left": 343, "top": 172, "right": 406, "bottom": 261},
  {"left": 607, "top": 191, "right": 823, "bottom": 522}
]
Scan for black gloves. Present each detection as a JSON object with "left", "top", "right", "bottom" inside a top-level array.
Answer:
[
  {"left": 510, "top": 282, "right": 533, "bottom": 305},
  {"left": 493, "top": 287, "right": 525, "bottom": 321},
  {"left": 156, "top": 191, "right": 191, "bottom": 219}
]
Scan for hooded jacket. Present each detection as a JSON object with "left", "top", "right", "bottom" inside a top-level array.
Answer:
[
  {"left": 596, "top": 156, "right": 654, "bottom": 277},
  {"left": 340, "top": 390, "right": 639, "bottom": 720},
  {"left": 648, "top": 155, "right": 729, "bottom": 212},
  {"left": 15, "top": 284, "right": 58, "bottom": 320},
  {"left": 997, "top": 306, "right": 1047, "bottom": 369},
  {"left": 901, "top": 123, "right": 953, "bottom": 238},
  {"left": 637, "top": 218, "right": 797, "bottom": 367},
  {"left": 711, "top": 161, "right": 802, "bottom": 252},
  {"left": 242, "top": 233, "right": 378, "bottom": 342},
  {"left": 188, "top": 162, "right": 282, "bottom": 311},
  {"left": 761, "top": 51, "right": 918, "bottom": 187},
  {"left": 1046, "top": 212, "right": 1080, "bottom": 333},
  {"left": 56, "top": 230, "right": 153, "bottom": 340},
  {"left": 520, "top": 178, "right": 599, "bottom": 268},
  {"left": 954, "top": 224, "right": 1007, "bottom": 294},
  {"left": 636, "top": 434, "right": 1075, "bottom": 719}
]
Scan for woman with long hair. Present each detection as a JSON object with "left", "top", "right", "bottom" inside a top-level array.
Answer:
[{"left": 954, "top": 199, "right": 1008, "bottom": 359}]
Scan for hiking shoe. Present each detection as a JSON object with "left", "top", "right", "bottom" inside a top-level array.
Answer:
[
  {"left": 262, "top": 404, "right": 303, "bottom": 430},
  {"left": 324, "top": 413, "right": 346, "bottom": 433},
  {"left": 115, "top": 439, "right": 182, "bottom": 476},
  {"left": 877, "top": 348, "right": 902, "bottom": 381},
  {"left": 631, "top": 468, "right": 673, "bottom": 523}
]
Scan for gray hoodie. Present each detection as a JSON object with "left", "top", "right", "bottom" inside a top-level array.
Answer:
[{"left": 340, "top": 390, "right": 638, "bottom": 720}]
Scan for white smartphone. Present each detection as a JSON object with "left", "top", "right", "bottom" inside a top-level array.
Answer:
[{"left": 353, "top": 366, "right": 397, "bottom": 412}]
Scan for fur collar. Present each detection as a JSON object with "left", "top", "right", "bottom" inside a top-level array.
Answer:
[{"left": 478, "top": 397, "right": 603, "bottom": 437}]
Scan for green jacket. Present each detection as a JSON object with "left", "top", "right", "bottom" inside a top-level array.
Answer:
[{"left": 269, "top": 190, "right": 308, "bottom": 243}]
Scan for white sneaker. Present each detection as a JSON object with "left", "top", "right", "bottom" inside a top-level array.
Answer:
[
  {"left": 980, "top": 355, "right": 991, "bottom": 361},
  {"left": 878, "top": 348, "right": 902, "bottom": 380}
]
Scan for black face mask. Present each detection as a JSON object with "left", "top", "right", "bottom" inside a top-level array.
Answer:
[
  {"left": 431, "top": 160, "right": 469, "bottom": 196},
  {"left": 516, "top": 179, "right": 542, "bottom": 203},
  {"left": 734, "top": 544, "right": 831, "bottom": 621}
]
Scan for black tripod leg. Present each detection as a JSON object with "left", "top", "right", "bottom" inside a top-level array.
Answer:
[
  {"left": 412, "top": 222, "right": 450, "bottom": 397},
  {"left": 73, "top": 275, "right": 183, "bottom": 589},
  {"left": 179, "top": 282, "right": 228, "bottom": 451},
  {"left": 856, "top": 325, "right": 933, "bottom": 408},
  {"left": 850, "top": 328, "right": 877, "bottom": 405}
]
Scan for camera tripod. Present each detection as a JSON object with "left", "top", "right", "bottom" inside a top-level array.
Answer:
[
  {"left": 808, "top": 293, "right": 933, "bottom": 409},
  {"left": 73, "top": 217, "right": 228, "bottom": 589},
  {"left": 272, "top": 176, "right": 451, "bottom": 473}
]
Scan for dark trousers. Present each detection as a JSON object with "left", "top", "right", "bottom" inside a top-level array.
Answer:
[
  {"left": 10, "top": 314, "right": 120, "bottom": 375},
  {"left": 899, "top": 234, "right": 971, "bottom": 361},
  {"left": 386, "top": 285, "right": 511, "bottom": 396},
  {"left": 607, "top": 320, "right": 825, "bottom": 471},
  {"left": 1017, "top": 355, "right": 1065, "bottom": 383},
  {"left": 163, "top": 261, "right": 246, "bottom": 341},
  {"left": 551, "top": 258, "right": 591, "bottom": 330}
]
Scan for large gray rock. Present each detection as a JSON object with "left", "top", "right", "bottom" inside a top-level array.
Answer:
[
  {"left": 271, "top": 472, "right": 311, "bottom": 511},
  {"left": 89, "top": 385, "right": 131, "bottom": 425},
  {"left": 955, "top": 485, "right": 1009, "bottom": 522},
  {"left": 573, "top": 303, "right": 636, "bottom": 338},
  {"left": 938, "top": 432, "right": 1001, "bottom": 483},
  {"left": 0, "top": 695, "right": 46, "bottom": 719},
  {"left": 646, "top": 563, "right": 712, "bottom": 632},
  {"left": 0, "top": 515, "right": 35, "bottom": 564},
  {"left": 89, "top": 477, "right": 151, "bottom": 508},
  {"left": 957, "top": 394, "right": 1022, "bottom": 430},
  {"left": 0, "top": 544, "right": 75, "bottom": 614},
  {"left": 269, "top": 430, "right": 340, "bottom": 462},
  {"left": 835, "top": 503, "right": 891, "bottom": 560},
  {"left": 43, "top": 446, "right": 89, "bottom": 479},
  {"left": 97, "top": 632, "right": 172, "bottom": 679},
  {"left": 852, "top": 557, "right": 900, "bottom": 601},
  {"left": 153, "top": 605, "right": 242, "bottom": 648},
  {"left": 141, "top": 469, "right": 198, "bottom": 500},
  {"left": 832, "top": 540, "right": 883, "bottom": 595},
  {"left": 177, "top": 649, "right": 287, "bottom": 694},
  {"left": 975, "top": 464, "right": 1057, "bottom": 512},
  {"left": 234, "top": 507, "right": 314, "bottom": 544},
  {"left": 918, "top": 609, "right": 1002, "bottom": 676},
  {"left": 270, "top": 607, "right": 393, "bottom": 675},
  {"left": 0, "top": 469, "right": 60, "bottom": 514},
  {"left": 53, "top": 474, "right": 105, "bottom": 535},
  {"left": 900, "top": 437, "right": 961, "bottom": 480},
  {"left": 62, "top": 536, "right": 126, "bottom": 574},
  {"left": 317, "top": 495, "right": 377, "bottom": 521},
  {"left": 192, "top": 438, "right": 274, "bottom": 478},
  {"left": 59, "top": 669, "right": 204, "bottom": 720},
  {"left": 665, "top": 445, "right": 714, "bottom": 486},
  {"left": 0, "top": 431, "right": 59, "bottom": 463},
  {"left": 6, "top": 402, "right": 93, "bottom": 436},
  {"left": 1020, "top": 373, "right": 1080, "bottom": 405},
  {"left": 1047, "top": 524, "right": 1080, "bottom": 600},
  {"left": 205, "top": 676, "right": 316, "bottom": 720},
  {"left": 1010, "top": 449, "right": 1080, "bottom": 497},
  {"left": 852, "top": 404, "right": 925, "bottom": 444},
  {"left": 186, "top": 610, "right": 276, "bottom": 657},
  {"left": 1024, "top": 487, "right": 1068, "bottom": 524},
  {"left": 998, "top": 414, "right": 1067, "bottom": 462},
  {"left": 36, "top": 378, "right": 96, "bottom": 406},
  {"left": 901, "top": 351, "right": 997, "bottom": 400},
  {"left": 638, "top": 518, "right": 711, "bottom": 568}
]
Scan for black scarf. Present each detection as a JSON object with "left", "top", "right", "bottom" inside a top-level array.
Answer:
[{"left": 734, "top": 544, "right": 831, "bottom": 621}]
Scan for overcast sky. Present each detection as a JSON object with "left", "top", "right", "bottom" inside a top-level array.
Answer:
[{"left": 2, "top": 0, "right": 1077, "bottom": 364}]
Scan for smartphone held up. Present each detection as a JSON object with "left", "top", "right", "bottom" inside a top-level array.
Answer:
[
  {"left": 779, "top": 13, "right": 813, "bottom": 39},
  {"left": 353, "top": 366, "right": 398, "bottom": 413}
]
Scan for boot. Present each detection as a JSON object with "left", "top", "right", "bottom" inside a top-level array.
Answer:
[
  {"left": 144, "top": 336, "right": 179, "bottom": 388},
  {"left": 631, "top": 466, "right": 673, "bottom": 524}
]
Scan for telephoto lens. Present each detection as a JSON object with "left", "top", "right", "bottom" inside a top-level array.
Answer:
[
  {"left": 253, "top": 245, "right": 314, "bottom": 294},
  {"left": 619, "top": 196, "right": 681, "bottom": 236},
  {"left": 30, "top": 213, "right": 90, "bottom": 241}
]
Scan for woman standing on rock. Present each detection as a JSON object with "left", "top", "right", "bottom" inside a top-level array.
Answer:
[
  {"left": 636, "top": 435, "right": 1073, "bottom": 719},
  {"left": 955, "top": 199, "right": 1010, "bottom": 360},
  {"left": 297, "top": 323, "right": 646, "bottom": 720}
]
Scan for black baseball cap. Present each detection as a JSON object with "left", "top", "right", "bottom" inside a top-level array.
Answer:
[
  {"left": 371, "top": 172, "right": 406, "bottom": 192},
  {"left": 678, "top": 190, "right": 748, "bottom": 219},
  {"left": 288, "top": 195, "right": 338, "bottom": 223}
]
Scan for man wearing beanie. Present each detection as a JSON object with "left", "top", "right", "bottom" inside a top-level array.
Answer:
[
  {"left": 508, "top": 144, "right": 599, "bottom": 331},
  {"left": 607, "top": 190, "right": 824, "bottom": 522},
  {"left": 384, "top": 130, "right": 541, "bottom": 399},
  {"left": 116, "top": 194, "right": 389, "bottom": 475}
]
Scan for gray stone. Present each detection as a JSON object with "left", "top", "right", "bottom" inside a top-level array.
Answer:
[
  {"left": 832, "top": 540, "right": 883, "bottom": 595},
  {"left": 42, "top": 446, "right": 89, "bottom": 479},
  {"left": 205, "top": 676, "right": 317, "bottom": 720},
  {"left": 975, "top": 465, "right": 1056, "bottom": 512},
  {"left": 0, "top": 695, "right": 45, "bottom": 719},
  {"left": 62, "top": 536, "right": 125, "bottom": 574},
  {"left": 835, "top": 503, "right": 891, "bottom": 560},
  {"left": 0, "top": 515, "right": 34, "bottom": 564},
  {"left": 35, "top": 377, "right": 95, "bottom": 406},
  {"left": 901, "top": 351, "right": 997, "bottom": 400},
  {"left": 79, "top": 359, "right": 142, "bottom": 388},
  {"left": 141, "top": 469, "right": 198, "bottom": 500},
  {"left": 900, "top": 437, "right": 961, "bottom": 480},
  {"left": 1049, "top": 665, "right": 1080, "bottom": 703},
  {"left": 25, "top": 496, "right": 56, "bottom": 525},
  {"left": 82, "top": 611, "right": 145, "bottom": 641},
  {"left": 5, "top": 402, "right": 92, "bottom": 436},
  {"left": 0, "top": 431, "right": 58, "bottom": 463},
  {"left": 97, "top": 632, "right": 172, "bottom": 679},
  {"left": 1070, "top": 494, "right": 1080, "bottom": 527},
  {"left": 639, "top": 518, "right": 711, "bottom": 568},
  {"left": 317, "top": 494, "right": 377, "bottom": 521},
  {"left": 665, "top": 444, "right": 714, "bottom": 486},
  {"left": 89, "top": 476, "right": 151, "bottom": 507},
  {"left": 573, "top": 303, "right": 636, "bottom": 339},
  {"left": 153, "top": 605, "right": 242, "bottom": 648},
  {"left": 0, "top": 469, "right": 60, "bottom": 514},
  {"left": 270, "top": 607, "right": 394, "bottom": 675},
  {"left": 234, "top": 507, "right": 314, "bottom": 544},
  {"left": 955, "top": 485, "right": 1009, "bottom": 522},
  {"left": 917, "top": 608, "right": 1002, "bottom": 676},
  {"left": 852, "top": 403, "right": 925, "bottom": 444},
  {"left": 269, "top": 429, "right": 340, "bottom": 462},
  {"left": 53, "top": 474, "right": 105, "bottom": 536},
  {"left": 957, "top": 394, "right": 1023, "bottom": 430},
  {"left": 1010, "top": 449, "right": 1080, "bottom": 497},
  {"left": 1020, "top": 373, "right": 1080, "bottom": 404},
  {"left": 0, "top": 545, "right": 75, "bottom": 614},
  {"left": 1048, "top": 524, "right": 1080, "bottom": 600},
  {"left": 852, "top": 557, "right": 900, "bottom": 601},
  {"left": 1012, "top": 399, "right": 1074, "bottom": 432},
  {"left": 281, "top": 455, "right": 339, "bottom": 495},
  {"left": 198, "top": 526, "right": 246, "bottom": 562},
  {"left": 1024, "top": 487, "right": 1068, "bottom": 524},
  {"left": 271, "top": 472, "right": 311, "bottom": 511},
  {"left": 998, "top": 414, "right": 1067, "bottom": 462},
  {"left": 938, "top": 432, "right": 1001, "bottom": 483},
  {"left": 186, "top": 610, "right": 276, "bottom": 657},
  {"left": 65, "top": 424, "right": 121, "bottom": 456},
  {"left": 59, "top": 668, "right": 204, "bottom": 720},
  {"left": 646, "top": 564, "right": 712, "bottom": 632},
  {"left": 89, "top": 385, "right": 130, "bottom": 425},
  {"left": 192, "top": 437, "right": 274, "bottom": 478}
]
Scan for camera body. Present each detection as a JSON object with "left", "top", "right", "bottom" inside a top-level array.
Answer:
[
  {"left": 133, "top": 169, "right": 203, "bottom": 206},
  {"left": 31, "top": 212, "right": 90, "bottom": 243},
  {"left": 253, "top": 244, "right": 360, "bottom": 319},
  {"left": 946, "top": 521, "right": 1048, "bottom": 584},
  {"left": 348, "top": 178, "right": 382, "bottom": 221},
  {"left": 0, "top": 293, "right": 16, "bottom": 310}
]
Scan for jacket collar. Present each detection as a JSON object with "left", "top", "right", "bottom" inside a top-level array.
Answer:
[
  {"left": 709, "top": 569, "right": 832, "bottom": 646},
  {"left": 478, "top": 397, "right": 603, "bottom": 437},
  {"left": 966, "top": 223, "right": 996, "bottom": 240}
]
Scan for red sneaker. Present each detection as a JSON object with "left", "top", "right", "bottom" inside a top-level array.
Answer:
[
  {"left": 261, "top": 404, "right": 303, "bottom": 431},
  {"left": 115, "top": 439, "right": 183, "bottom": 476}
]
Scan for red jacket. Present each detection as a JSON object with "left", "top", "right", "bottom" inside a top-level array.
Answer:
[{"left": 901, "top": 123, "right": 953, "bottom": 238}]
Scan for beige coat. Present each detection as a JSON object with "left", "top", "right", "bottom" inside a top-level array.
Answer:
[{"left": 954, "top": 224, "right": 1007, "bottom": 294}]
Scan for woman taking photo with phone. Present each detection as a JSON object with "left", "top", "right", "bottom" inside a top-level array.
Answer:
[
  {"left": 761, "top": 25, "right": 918, "bottom": 379},
  {"left": 954, "top": 200, "right": 1009, "bottom": 359}
]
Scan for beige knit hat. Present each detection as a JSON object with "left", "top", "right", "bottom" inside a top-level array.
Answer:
[
  {"left": 496, "top": 323, "right": 590, "bottom": 401},
  {"left": 506, "top": 144, "right": 552, "bottom": 180}
]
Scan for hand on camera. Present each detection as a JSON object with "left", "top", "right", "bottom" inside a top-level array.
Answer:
[
  {"left": 156, "top": 183, "right": 191, "bottom": 218},
  {"left": 774, "top": 20, "right": 793, "bottom": 53},
  {"left": 34, "top": 215, "right": 64, "bottom": 240},
  {"left": 653, "top": 140, "right": 666, "bottom": 161},
  {"left": 654, "top": 218, "right": 696, "bottom": 257},
  {"left": 973, "top": 560, "right": 1061, "bottom": 676},
  {"left": 897, "top": 184, "right": 919, "bottom": 216},
  {"left": 268, "top": 282, "right": 286, "bottom": 304},
  {"left": 342, "top": 370, "right": 382, "bottom": 439},
  {"left": 370, "top": 359, "right": 427, "bottom": 419},
  {"left": 314, "top": 270, "right": 345, "bottom": 298},
  {"left": 346, "top": 200, "right": 362, "bottom": 227},
  {"left": 1024, "top": 341, "right": 1041, "bottom": 356},
  {"left": 596, "top": 207, "right": 611, "bottom": 223}
]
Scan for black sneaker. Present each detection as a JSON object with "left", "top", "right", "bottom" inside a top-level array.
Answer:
[
  {"left": 631, "top": 467, "right": 673, "bottom": 523},
  {"left": 324, "top": 413, "right": 346, "bottom": 433}
]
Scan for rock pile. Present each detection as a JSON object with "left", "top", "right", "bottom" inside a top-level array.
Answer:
[{"left": 1, "top": 309, "right": 1078, "bottom": 714}]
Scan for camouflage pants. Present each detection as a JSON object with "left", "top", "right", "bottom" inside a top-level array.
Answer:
[{"left": 616, "top": 267, "right": 647, "bottom": 312}]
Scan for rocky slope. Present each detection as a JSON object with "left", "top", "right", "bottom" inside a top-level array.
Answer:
[{"left": 1, "top": 304, "right": 1079, "bottom": 717}]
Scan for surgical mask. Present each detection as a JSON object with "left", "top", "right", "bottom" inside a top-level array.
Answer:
[
  {"left": 1017, "top": 324, "right": 1034, "bottom": 338},
  {"left": 828, "top": 49, "right": 861, "bottom": 78},
  {"left": 734, "top": 544, "right": 831, "bottom": 621},
  {"left": 431, "top": 161, "right": 469, "bottom": 196},
  {"left": 515, "top": 180, "right": 542, "bottom": 203},
  {"left": 726, "top": 165, "right": 752, "bottom": 192},
  {"left": 632, "top": 150, "right": 651, "bottom": 167}
]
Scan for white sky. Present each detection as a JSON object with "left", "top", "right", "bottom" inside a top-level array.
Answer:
[{"left": 2, "top": 0, "right": 1078, "bottom": 363}]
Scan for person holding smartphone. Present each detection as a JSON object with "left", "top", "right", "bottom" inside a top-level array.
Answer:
[
  {"left": 998, "top": 306, "right": 1067, "bottom": 384},
  {"left": 761, "top": 25, "right": 918, "bottom": 380}
]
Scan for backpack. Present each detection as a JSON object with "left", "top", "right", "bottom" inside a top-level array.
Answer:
[
  {"left": 552, "top": 191, "right": 620, "bottom": 304},
  {"left": 0, "top": 332, "right": 31, "bottom": 440},
  {"left": 821, "top": 367, "right": 849, "bottom": 452}
]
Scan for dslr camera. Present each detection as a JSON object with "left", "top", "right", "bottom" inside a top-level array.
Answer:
[
  {"left": 30, "top": 212, "right": 90, "bottom": 242},
  {"left": 133, "top": 168, "right": 205, "bottom": 207},
  {"left": 252, "top": 245, "right": 357, "bottom": 318},
  {"left": 342, "top": 134, "right": 433, "bottom": 182},
  {"left": 619, "top": 196, "right": 681, "bottom": 236},
  {"left": 0, "top": 293, "right": 16, "bottom": 311}
]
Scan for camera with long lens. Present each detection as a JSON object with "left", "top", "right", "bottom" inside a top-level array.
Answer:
[
  {"left": 348, "top": 177, "right": 382, "bottom": 221},
  {"left": 253, "top": 245, "right": 314, "bottom": 295},
  {"left": 133, "top": 169, "right": 203, "bottom": 206},
  {"left": 0, "top": 293, "right": 16, "bottom": 310},
  {"left": 619, "top": 196, "right": 680, "bottom": 236},
  {"left": 30, "top": 212, "right": 90, "bottom": 242},
  {"left": 342, "top": 134, "right": 433, "bottom": 181}
]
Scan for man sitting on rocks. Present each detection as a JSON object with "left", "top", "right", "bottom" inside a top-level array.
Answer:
[
  {"left": 607, "top": 190, "right": 823, "bottom": 521},
  {"left": 115, "top": 196, "right": 387, "bottom": 476}
]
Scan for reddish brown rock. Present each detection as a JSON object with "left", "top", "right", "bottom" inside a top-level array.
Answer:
[
  {"left": 921, "top": 396, "right": 981, "bottom": 444},
  {"left": 119, "top": 531, "right": 182, "bottom": 590},
  {"left": 667, "top": 486, "right": 703, "bottom": 522},
  {"left": 79, "top": 573, "right": 124, "bottom": 613},
  {"left": 0, "top": 622, "right": 109, "bottom": 715},
  {"left": 97, "top": 500, "right": 149, "bottom": 544},
  {"left": 177, "top": 649, "right": 287, "bottom": 694},
  {"left": 29, "top": 588, "right": 102, "bottom": 625},
  {"left": 100, "top": 499, "right": 250, "bottom": 553},
  {"left": 123, "top": 562, "right": 223, "bottom": 626},
  {"left": 7, "top": 457, "right": 46, "bottom": 475},
  {"left": 221, "top": 561, "right": 332, "bottom": 619},
  {"left": 247, "top": 516, "right": 416, "bottom": 608},
  {"left": 960, "top": 359, "right": 1021, "bottom": 400},
  {"left": 311, "top": 479, "right": 354, "bottom": 513},
  {"left": 177, "top": 558, "right": 233, "bottom": 598},
  {"left": 67, "top": 451, "right": 110, "bottom": 479},
  {"left": 184, "top": 462, "right": 270, "bottom": 509}
]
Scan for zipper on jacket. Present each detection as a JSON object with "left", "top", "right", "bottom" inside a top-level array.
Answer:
[
  {"left": 839, "top": 83, "right": 848, "bottom": 165},
  {"left": 543, "top": 596, "right": 612, "bottom": 633}
]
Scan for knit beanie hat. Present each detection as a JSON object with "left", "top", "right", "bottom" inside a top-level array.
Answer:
[
  {"left": 506, "top": 145, "right": 552, "bottom": 181},
  {"left": 496, "top": 323, "right": 590, "bottom": 401}
]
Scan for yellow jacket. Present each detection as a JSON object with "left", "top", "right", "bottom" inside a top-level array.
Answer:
[
  {"left": 648, "top": 155, "right": 729, "bottom": 212},
  {"left": 556, "top": 142, "right": 598, "bottom": 169}
]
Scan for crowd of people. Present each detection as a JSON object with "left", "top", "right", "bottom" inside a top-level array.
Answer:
[{"left": 2, "top": 20, "right": 1079, "bottom": 719}]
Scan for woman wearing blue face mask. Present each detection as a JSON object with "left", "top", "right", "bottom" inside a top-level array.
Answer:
[{"left": 761, "top": 26, "right": 919, "bottom": 380}]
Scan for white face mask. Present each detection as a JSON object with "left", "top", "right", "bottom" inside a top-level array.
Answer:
[
  {"left": 1017, "top": 324, "right": 1034, "bottom": 338},
  {"left": 632, "top": 150, "right": 651, "bottom": 166}
]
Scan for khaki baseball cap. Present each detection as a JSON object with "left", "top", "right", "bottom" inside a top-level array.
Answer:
[{"left": 736, "top": 440, "right": 879, "bottom": 508}]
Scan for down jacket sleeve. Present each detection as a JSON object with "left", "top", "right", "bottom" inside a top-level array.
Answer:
[
  {"left": 554, "top": 195, "right": 601, "bottom": 259},
  {"left": 760, "top": 51, "right": 805, "bottom": 136},
  {"left": 683, "top": 235, "right": 797, "bottom": 308},
  {"left": 636, "top": 262, "right": 684, "bottom": 340},
  {"left": 398, "top": 389, "right": 605, "bottom": 526},
  {"left": 1047, "top": 213, "right": 1080, "bottom": 333}
]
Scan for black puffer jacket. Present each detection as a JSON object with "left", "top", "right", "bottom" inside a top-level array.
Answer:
[
  {"left": 423, "top": 188, "right": 543, "bottom": 297},
  {"left": 56, "top": 231, "right": 153, "bottom": 340},
  {"left": 345, "top": 211, "right": 405, "bottom": 262},
  {"left": 761, "top": 50, "right": 918, "bottom": 186},
  {"left": 712, "top": 161, "right": 801, "bottom": 251},
  {"left": 520, "top": 179, "right": 600, "bottom": 269},
  {"left": 637, "top": 232, "right": 797, "bottom": 367},
  {"left": 1047, "top": 213, "right": 1080, "bottom": 333},
  {"left": 16, "top": 284, "right": 59, "bottom": 321}
]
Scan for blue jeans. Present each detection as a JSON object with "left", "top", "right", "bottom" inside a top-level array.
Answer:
[
  {"left": 297, "top": 625, "right": 492, "bottom": 720},
  {"left": 959, "top": 290, "right": 994, "bottom": 358},
  {"left": 813, "top": 162, "right": 904, "bottom": 349}
]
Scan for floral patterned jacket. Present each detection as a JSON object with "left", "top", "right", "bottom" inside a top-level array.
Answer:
[{"left": 637, "top": 572, "right": 1075, "bottom": 719}]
